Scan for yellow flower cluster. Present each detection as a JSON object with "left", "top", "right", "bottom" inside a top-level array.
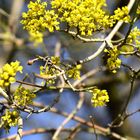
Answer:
[
  {"left": 127, "top": 27, "right": 140, "bottom": 49},
  {"left": 21, "top": 0, "right": 59, "bottom": 44},
  {"left": 66, "top": 64, "right": 82, "bottom": 80},
  {"left": 0, "top": 61, "right": 23, "bottom": 88},
  {"left": 21, "top": 0, "right": 131, "bottom": 41},
  {"left": 51, "top": 0, "right": 111, "bottom": 35},
  {"left": 51, "top": 56, "right": 60, "bottom": 65},
  {"left": 1, "top": 109, "right": 19, "bottom": 132},
  {"left": 40, "top": 57, "right": 60, "bottom": 84},
  {"left": 104, "top": 47, "right": 121, "bottom": 73},
  {"left": 13, "top": 87, "right": 36, "bottom": 106},
  {"left": 112, "top": 6, "right": 131, "bottom": 22},
  {"left": 90, "top": 88, "right": 109, "bottom": 107}
]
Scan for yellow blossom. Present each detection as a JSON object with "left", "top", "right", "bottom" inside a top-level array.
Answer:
[
  {"left": 0, "top": 61, "right": 23, "bottom": 88},
  {"left": 104, "top": 46, "right": 121, "bottom": 73},
  {"left": 1, "top": 109, "right": 19, "bottom": 132},
  {"left": 112, "top": 6, "right": 131, "bottom": 22},
  {"left": 127, "top": 27, "right": 140, "bottom": 49},
  {"left": 21, "top": 0, "right": 60, "bottom": 44},
  {"left": 90, "top": 88, "right": 109, "bottom": 107},
  {"left": 66, "top": 65, "right": 81, "bottom": 80},
  {"left": 21, "top": 0, "right": 131, "bottom": 39},
  {"left": 52, "top": 0, "right": 108, "bottom": 35},
  {"left": 13, "top": 87, "right": 36, "bottom": 106}
]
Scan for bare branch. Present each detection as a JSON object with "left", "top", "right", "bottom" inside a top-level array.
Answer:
[
  {"left": 52, "top": 92, "right": 84, "bottom": 140},
  {"left": 16, "top": 117, "right": 23, "bottom": 140}
]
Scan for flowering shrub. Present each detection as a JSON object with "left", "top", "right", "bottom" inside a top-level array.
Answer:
[
  {"left": 0, "top": 61, "right": 23, "bottom": 88},
  {"left": 1, "top": 0, "right": 140, "bottom": 139},
  {"left": 21, "top": 0, "right": 130, "bottom": 43}
]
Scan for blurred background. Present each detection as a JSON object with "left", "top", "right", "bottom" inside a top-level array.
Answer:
[{"left": 0, "top": 0, "right": 140, "bottom": 140}]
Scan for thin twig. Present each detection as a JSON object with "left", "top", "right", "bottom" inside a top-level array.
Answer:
[
  {"left": 16, "top": 80, "right": 44, "bottom": 88},
  {"left": 29, "top": 102, "right": 127, "bottom": 140},
  {"left": 0, "top": 87, "right": 10, "bottom": 102},
  {"left": 121, "top": 75, "right": 135, "bottom": 115},
  {"left": 89, "top": 115, "right": 98, "bottom": 140},
  {"left": 16, "top": 117, "right": 23, "bottom": 140},
  {"left": 52, "top": 92, "right": 84, "bottom": 140},
  {"left": 109, "top": 63, "right": 137, "bottom": 128},
  {"left": 0, "top": 8, "right": 9, "bottom": 17},
  {"left": 124, "top": 109, "right": 140, "bottom": 120},
  {"left": 1, "top": 128, "right": 72, "bottom": 140},
  {"left": 35, "top": 71, "right": 65, "bottom": 80},
  {"left": 67, "top": 30, "right": 105, "bottom": 42},
  {"left": 73, "top": 66, "right": 107, "bottom": 87},
  {"left": 66, "top": 124, "right": 81, "bottom": 140}
]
